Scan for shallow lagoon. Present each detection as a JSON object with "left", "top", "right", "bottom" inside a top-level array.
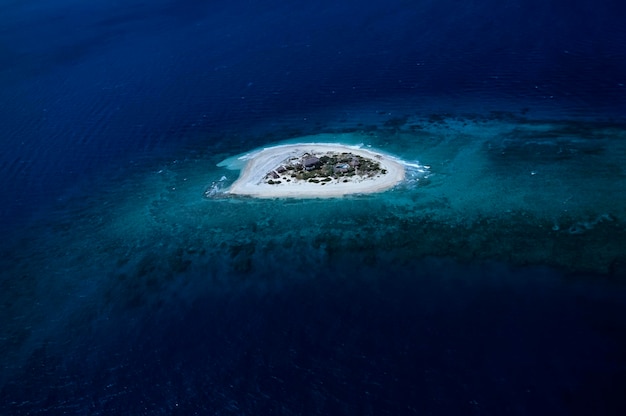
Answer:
[{"left": 2, "top": 109, "right": 625, "bottom": 414}]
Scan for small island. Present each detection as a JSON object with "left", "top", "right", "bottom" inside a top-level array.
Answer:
[{"left": 224, "top": 143, "right": 405, "bottom": 198}]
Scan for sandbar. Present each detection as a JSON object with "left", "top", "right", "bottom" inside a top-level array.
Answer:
[{"left": 225, "top": 143, "right": 405, "bottom": 198}]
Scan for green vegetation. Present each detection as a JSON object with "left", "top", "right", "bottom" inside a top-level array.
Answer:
[{"left": 264, "top": 151, "right": 386, "bottom": 184}]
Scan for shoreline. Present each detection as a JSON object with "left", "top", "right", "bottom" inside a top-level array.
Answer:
[{"left": 225, "top": 143, "right": 406, "bottom": 198}]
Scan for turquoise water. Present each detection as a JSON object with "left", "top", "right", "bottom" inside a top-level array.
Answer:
[
  {"left": 2, "top": 108, "right": 625, "bottom": 414},
  {"left": 2, "top": 0, "right": 626, "bottom": 413},
  {"left": 20, "top": 110, "right": 624, "bottom": 273}
]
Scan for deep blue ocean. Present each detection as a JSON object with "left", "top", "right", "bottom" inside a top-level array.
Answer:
[{"left": 2, "top": 1, "right": 626, "bottom": 414}]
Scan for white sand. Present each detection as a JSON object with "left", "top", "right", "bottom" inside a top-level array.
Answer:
[{"left": 226, "top": 143, "right": 406, "bottom": 198}]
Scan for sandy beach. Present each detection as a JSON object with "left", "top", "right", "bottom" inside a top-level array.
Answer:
[{"left": 226, "top": 143, "right": 406, "bottom": 198}]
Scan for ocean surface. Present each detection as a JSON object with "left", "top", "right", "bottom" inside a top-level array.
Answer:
[{"left": 1, "top": 1, "right": 626, "bottom": 414}]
